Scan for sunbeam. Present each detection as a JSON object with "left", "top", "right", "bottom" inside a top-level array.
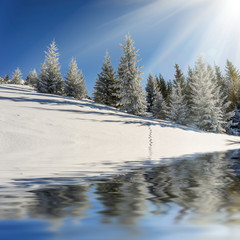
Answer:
[{"left": 141, "top": 0, "right": 240, "bottom": 75}]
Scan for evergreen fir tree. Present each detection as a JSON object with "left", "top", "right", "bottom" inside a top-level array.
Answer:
[
  {"left": 185, "top": 66, "right": 194, "bottom": 107},
  {"left": 146, "top": 73, "right": 156, "bottom": 112},
  {"left": 152, "top": 86, "right": 168, "bottom": 120},
  {"left": 220, "top": 95, "right": 234, "bottom": 133},
  {"left": 173, "top": 64, "right": 185, "bottom": 89},
  {"left": 166, "top": 80, "right": 173, "bottom": 102},
  {"left": 116, "top": 34, "right": 146, "bottom": 116},
  {"left": 65, "top": 58, "right": 87, "bottom": 100},
  {"left": 4, "top": 74, "right": 9, "bottom": 83},
  {"left": 167, "top": 65, "right": 188, "bottom": 125},
  {"left": 93, "top": 51, "right": 118, "bottom": 106},
  {"left": 25, "top": 69, "right": 37, "bottom": 87},
  {"left": 214, "top": 64, "right": 234, "bottom": 133},
  {"left": 208, "top": 64, "right": 227, "bottom": 133},
  {"left": 10, "top": 68, "right": 24, "bottom": 85},
  {"left": 225, "top": 60, "right": 240, "bottom": 109},
  {"left": 190, "top": 56, "right": 224, "bottom": 133},
  {"left": 229, "top": 107, "right": 240, "bottom": 135},
  {"left": 156, "top": 74, "right": 168, "bottom": 100},
  {"left": 37, "top": 40, "right": 64, "bottom": 94},
  {"left": 215, "top": 65, "right": 230, "bottom": 98},
  {"left": 0, "top": 77, "right": 4, "bottom": 83}
]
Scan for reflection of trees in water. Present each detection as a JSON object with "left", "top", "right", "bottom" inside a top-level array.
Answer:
[
  {"left": 146, "top": 153, "right": 229, "bottom": 222},
  {"left": 0, "top": 191, "right": 35, "bottom": 220},
  {"left": 95, "top": 150, "right": 240, "bottom": 224},
  {"left": 95, "top": 171, "right": 151, "bottom": 225},
  {"left": 28, "top": 184, "right": 90, "bottom": 220},
  {"left": 0, "top": 150, "right": 240, "bottom": 226}
]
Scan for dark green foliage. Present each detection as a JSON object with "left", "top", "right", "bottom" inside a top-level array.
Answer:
[
  {"left": 225, "top": 60, "right": 240, "bottom": 109},
  {"left": 93, "top": 51, "right": 118, "bottom": 107},
  {"left": 4, "top": 74, "right": 9, "bottom": 83},
  {"left": 173, "top": 64, "right": 185, "bottom": 89},
  {"left": 185, "top": 66, "right": 194, "bottom": 107},
  {"left": 215, "top": 65, "right": 227, "bottom": 93},
  {"left": 145, "top": 73, "right": 156, "bottom": 112},
  {"left": 156, "top": 74, "right": 167, "bottom": 99},
  {"left": 155, "top": 74, "right": 172, "bottom": 104},
  {"left": 166, "top": 80, "right": 173, "bottom": 102}
]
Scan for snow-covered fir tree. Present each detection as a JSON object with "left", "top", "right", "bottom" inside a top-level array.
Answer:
[
  {"left": 0, "top": 77, "right": 4, "bottom": 83},
  {"left": 93, "top": 51, "right": 118, "bottom": 106},
  {"left": 4, "top": 74, "right": 9, "bottom": 83},
  {"left": 215, "top": 65, "right": 230, "bottom": 99},
  {"left": 214, "top": 64, "right": 234, "bottom": 133},
  {"left": 10, "top": 68, "right": 24, "bottom": 85},
  {"left": 156, "top": 74, "right": 170, "bottom": 100},
  {"left": 152, "top": 86, "right": 168, "bottom": 120},
  {"left": 225, "top": 60, "right": 240, "bottom": 109},
  {"left": 37, "top": 40, "right": 64, "bottom": 94},
  {"left": 65, "top": 58, "right": 87, "bottom": 100},
  {"left": 185, "top": 66, "right": 194, "bottom": 108},
  {"left": 190, "top": 56, "right": 224, "bottom": 133},
  {"left": 167, "top": 65, "right": 188, "bottom": 125},
  {"left": 25, "top": 69, "right": 37, "bottom": 87},
  {"left": 223, "top": 60, "right": 240, "bottom": 134},
  {"left": 116, "top": 34, "right": 146, "bottom": 116},
  {"left": 173, "top": 64, "right": 185, "bottom": 89},
  {"left": 146, "top": 73, "right": 156, "bottom": 112},
  {"left": 220, "top": 94, "right": 234, "bottom": 134},
  {"left": 209, "top": 64, "right": 228, "bottom": 133},
  {"left": 229, "top": 107, "right": 240, "bottom": 135}
]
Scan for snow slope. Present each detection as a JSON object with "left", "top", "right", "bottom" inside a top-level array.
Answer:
[{"left": 0, "top": 84, "right": 240, "bottom": 184}]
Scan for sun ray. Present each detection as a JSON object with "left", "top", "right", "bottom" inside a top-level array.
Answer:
[{"left": 143, "top": 0, "right": 240, "bottom": 76}]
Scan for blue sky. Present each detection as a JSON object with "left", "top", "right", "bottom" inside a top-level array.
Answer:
[{"left": 1, "top": 0, "right": 240, "bottom": 95}]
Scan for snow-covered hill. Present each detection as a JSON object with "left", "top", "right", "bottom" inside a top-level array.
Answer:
[{"left": 1, "top": 84, "right": 240, "bottom": 184}]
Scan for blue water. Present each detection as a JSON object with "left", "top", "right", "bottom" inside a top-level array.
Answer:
[{"left": 1, "top": 150, "right": 240, "bottom": 240}]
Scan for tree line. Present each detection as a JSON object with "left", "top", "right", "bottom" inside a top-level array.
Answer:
[{"left": 1, "top": 35, "right": 240, "bottom": 135}]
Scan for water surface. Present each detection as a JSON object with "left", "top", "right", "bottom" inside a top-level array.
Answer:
[{"left": 1, "top": 150, "right": 240, "bottom": 240}]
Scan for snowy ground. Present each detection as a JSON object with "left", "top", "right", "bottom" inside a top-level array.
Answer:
[{"left": 1, "top": 84, "right": 240, "bottom": 186}]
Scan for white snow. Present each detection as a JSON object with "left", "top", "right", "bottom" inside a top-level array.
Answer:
[{"left": 0, "top": 84, "right": 240, "bottom": 186}]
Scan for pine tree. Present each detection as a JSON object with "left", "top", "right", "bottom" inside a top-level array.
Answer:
[
  {"left": 37, "top": 40, "right": 64, "bottom": 94},
  {"left": 215, "top": 64, "right": 234, "bottom": 133},
  {"left": 185, "top": 66, "right": 194, "bottom": 107},
  {"left": 173, "top": 64, "right": 185, "bottom": 89},
  {"left": 229, "top": 107, "right": 240, "bottom": 135},
  {"left": 167, "top": 65, "right": 188, "bottom": 125},
  {"left": 190, "top": 56, "right": 224, "bottom": 133},
  {"left": 146, "top": 73, "right": 156, "bottom": 112},
  {"left": 116, "top": 34, "right": 146, "bottom": 116},
  {"left": 152, "top": 86, "right": 168, "bottom": 120},
  {"left": 208, "top": 64, "right": 226, "bottom": 133},
  {"left": 93, "top": 51, "right": 118, "bottom": 106},
  {"left": 4, "top": 74, "right": 9, "bottom": 83},
  {"left": 25, "top": 69, "right": 37, "bottom": 87},
  {"left": 0, "top": 77, "right": 4, "bottom": 83},
  {"left": 225, "top": 60, "right": 240, "bottom": 109},
  {"left": 215, "top": 65, "right": 229, "bottom": 98},
  {"left": 156, "top": 74, "right": 168, "bottom": 100},
  {"left": 65, "top": 58, "right": 87, "bottom": 100},
  {"left": 166, "top": 80, "right": 173, "bottom": 102},
  {"left": 10, "top": 68, "right": 24, "bottom": 85}
]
